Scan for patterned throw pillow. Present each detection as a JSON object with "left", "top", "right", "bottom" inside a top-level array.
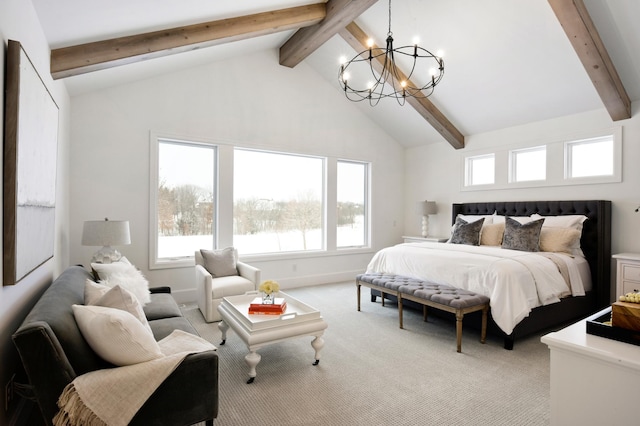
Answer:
[
  {"left": 502, "top": 216, "right": 545, "bottom": 252},
  {"left": 449, "top": 217, "right": 485, "bottom": 246}
]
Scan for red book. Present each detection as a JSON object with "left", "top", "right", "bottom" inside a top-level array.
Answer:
[{"left": 249, "top": 297, "right": 287, "bottom": 315}]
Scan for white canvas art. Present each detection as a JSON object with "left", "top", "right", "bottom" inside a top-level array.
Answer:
[{"left": 3, "top": 40, "right": 59, "bottom": 285}]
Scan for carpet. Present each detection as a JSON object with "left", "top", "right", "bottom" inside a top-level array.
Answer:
[{"left": 182, "top": 282, "right": 551, "bottom": 426}]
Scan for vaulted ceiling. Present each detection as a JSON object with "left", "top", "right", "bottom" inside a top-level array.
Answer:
[{"left": 32, "top": 0, "right": 640, "bottom": 148}]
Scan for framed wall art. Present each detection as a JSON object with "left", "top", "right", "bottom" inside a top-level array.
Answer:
[{"left": 3, "top": 40, "right": 59, "bottom": 285}]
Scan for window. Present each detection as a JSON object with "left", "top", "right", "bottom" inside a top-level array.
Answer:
[
  {"left": 337, "top": 160, "right": 368, "bottom": 248},
  {"left": 233, "top": 149, "right": 324, "bottom": 255},
  {"left": 465, "top": 154, "right": 495, "bottom": 186},
  {"left": 151, "top": 138, "right": 216, "bottom": 267},
  {"left": 565, "top": 136, "right": 614, "bottom": 178},
  {"left": 510, "top": 146, "right": 546, "bottom": 182}
]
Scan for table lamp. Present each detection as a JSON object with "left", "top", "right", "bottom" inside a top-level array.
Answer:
[
  {"left": 418, "top": 201, "right": 437, "bottom": 237},
  {"left": 82, "top": 218, "right": 131, "bottom": 263}
]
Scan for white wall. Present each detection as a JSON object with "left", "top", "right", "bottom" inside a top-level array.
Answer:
[
  {"left": 404, "top": 106, "right": 640, "bottom": 256},
  {"left": 0, "top": 1, "right": 71, "bottom": 423},
  {"left": 68, "top": 50, "right": 406, "bottom": 301}
]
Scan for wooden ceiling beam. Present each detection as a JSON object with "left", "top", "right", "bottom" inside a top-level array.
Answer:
[
  {"left": 548, "top": 0, "right": 631, "bottom": 121},
  {"left": 339, "top": 22, "right": 465, "bottom": 149},
  {"left": 50, "top": 4, "right": 327, "bottom": 79},
  {"left": 279, "top": 0, "right": 379, "bottom": 68}
]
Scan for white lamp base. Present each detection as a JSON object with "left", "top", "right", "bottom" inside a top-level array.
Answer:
[
  {"left": 91, "top": 246, "right": 123, "bottom": 264},
  {"left": 421, "top": 215, "right": 430, "bottom": 237}
]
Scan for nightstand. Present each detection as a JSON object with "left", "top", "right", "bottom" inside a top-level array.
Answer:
[
  {"left": 613, "top": 253, "right": 640, "bottom": 298},
  {"left": 402, "top": 236, "right": 449, "bottom": 243}
]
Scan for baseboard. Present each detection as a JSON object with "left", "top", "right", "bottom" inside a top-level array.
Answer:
[{"left": 172, "top": 270, "right": 362, "bottom": 304}]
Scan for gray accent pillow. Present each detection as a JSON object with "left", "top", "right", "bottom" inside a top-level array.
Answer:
[
  {"left": 502, "top": 217, "right": 545, "bottom": 252},
  {"left": 449, "top": 217, "right": 485, "bottom": 246},
  {"left": 200, "top": 247, "right": 239, "bottom": 278}
]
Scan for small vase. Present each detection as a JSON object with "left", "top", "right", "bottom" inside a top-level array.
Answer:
[{"left": 262, "top": 292, "right": 275, "bottom": 304}]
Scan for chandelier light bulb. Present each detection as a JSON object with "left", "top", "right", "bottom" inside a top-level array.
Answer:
[
  {"left": 366, "top": 38, "right": 375, "bottom": 48},
  {"left": 339, "top": 55, "right": 347, "bottom": 65},
  {"left": 436, "top": 49, "right": 445, "bottom": 58}
]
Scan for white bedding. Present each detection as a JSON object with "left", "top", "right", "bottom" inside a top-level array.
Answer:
[{"left": 365, "top": 242, "right": 590, "bottom": 335}]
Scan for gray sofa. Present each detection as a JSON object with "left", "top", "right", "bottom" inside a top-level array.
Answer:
[{"left": 12, "top": 265, "right": 218, "bottom": 426}]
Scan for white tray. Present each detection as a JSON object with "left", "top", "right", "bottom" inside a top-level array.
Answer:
[{"left": 221, "top": 292, "right": 322, "bottom": 332}]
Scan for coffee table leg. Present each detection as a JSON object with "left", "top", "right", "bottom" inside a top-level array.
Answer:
[
  {"left": 245, "top": 351, "right": 261, "bottom": 384},
  {"left": 311, "top": 335, "right": 324, "bottom": 366},
  {"left": 218, "top": 320, "right": 229, "bottom": 345}
]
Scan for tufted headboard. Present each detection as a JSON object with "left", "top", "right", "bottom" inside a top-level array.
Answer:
[{"left": 452, "top": 200, "right": 612, "bottom": 309}]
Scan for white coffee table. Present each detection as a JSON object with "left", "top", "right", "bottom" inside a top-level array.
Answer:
[{"left": 217, "top": 291, "right": 328, "bottom": 383}]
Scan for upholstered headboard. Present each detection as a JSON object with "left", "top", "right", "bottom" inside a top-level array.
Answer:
[{"left": 452, "top": 200, "right": 612, "bottom": 309}]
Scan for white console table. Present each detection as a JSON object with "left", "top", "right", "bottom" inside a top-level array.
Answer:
[{"left": 541, "top": 308, "right": 640, "bottom": 426}]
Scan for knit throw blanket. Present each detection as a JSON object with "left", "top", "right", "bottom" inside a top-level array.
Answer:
[{"left": 53, "top": 330, "right": 216, "bottom": 426}]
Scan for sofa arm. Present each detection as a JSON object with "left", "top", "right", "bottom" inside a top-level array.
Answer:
[
  {"left": 237, "top": 262, "right": 261, "bottom": 289},
  {"left": 130, "top": 350, "right": 218, "bottom": 425}
]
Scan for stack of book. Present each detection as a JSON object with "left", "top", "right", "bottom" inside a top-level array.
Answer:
[{"left": 248, "top": 297, "right": 287, "bottom": 315}]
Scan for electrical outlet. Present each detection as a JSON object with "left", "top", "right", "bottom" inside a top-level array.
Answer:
[{"left": 5, "top": 374, "right": 15, "bottom": 411}]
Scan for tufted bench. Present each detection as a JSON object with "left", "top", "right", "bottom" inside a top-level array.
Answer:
[{"left": 356, "top": 273, "right": 490, "bottom": 352}]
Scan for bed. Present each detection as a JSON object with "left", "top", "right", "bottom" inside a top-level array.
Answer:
[{"left": 367, "top": 200, "right": 611, "bottom": 349}]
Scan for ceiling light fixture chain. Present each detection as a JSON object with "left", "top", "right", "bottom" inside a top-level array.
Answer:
[{"left": 338, "top": 0, "right": 444, "bottom": 106}]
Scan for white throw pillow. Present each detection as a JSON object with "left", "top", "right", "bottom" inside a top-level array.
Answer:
[
  {"left": 90, "top": 284, "right": 153, "bottom": 334},
  {"left": 72, "top": 304, "right": 163, "bottom": 366},
  {"left": 84, "top": 279, "right": 110, "bottom": 305},
  {"left": 92, "top": 260, "right": 151, "bottom": 305}
]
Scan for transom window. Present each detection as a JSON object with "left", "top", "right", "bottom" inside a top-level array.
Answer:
[
  {"left": 465, "top": 154, "right": 495, "bottom": 186},
  {"left": 510, "top": 146, "right": 546, "bottom": 182},
  {"left": 565, "top": 136, "right": 614, "bottom": 178}
]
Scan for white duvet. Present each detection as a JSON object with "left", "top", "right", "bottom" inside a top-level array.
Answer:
[{"left": 366, "top": 242, "right": 587, "bottom": 335}]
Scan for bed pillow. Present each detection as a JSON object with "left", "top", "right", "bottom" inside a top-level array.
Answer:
[
  {"left": 501, "top": 216, "right": 545, "bottom": 252},
  {"left": 480, "top": 223, "right": 505, "bottom": 246},
  {"left": 449, "top": 217, "right": 485, "bottom": 246},
  {"left": 530, "top": 214, "right": 587, "bottom": 231},
  {"left": 200, "top": 247, "right": 239, "bottom": 278},
  {"left": 492, "top": 215, "right": 534, "bottom": 224},
  {"left": 539, "top": 227, "right": 582, "bottom": 255},
  {"left": 92, "top": 260, "right": 151, "bottom": 305},
  {"left": 531, "top": 214, "right": 587, "bottom": 256},
  {"left": 72, "top": 304, "right": 163, "bottom": 366},
  {"left": 456, "top": 214, "right": 493, "bottom": 225}
]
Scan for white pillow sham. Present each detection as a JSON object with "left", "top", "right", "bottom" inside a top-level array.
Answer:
[{"left": 72, "top": 304, "right": 163, "bottom": 366}]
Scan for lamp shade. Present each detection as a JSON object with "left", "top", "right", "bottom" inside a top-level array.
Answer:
[
  {"left": 420, "top": 201, "right": 438, "bottom": 215},
  {"left": 82, "top": 219, "right": 131, "bottom": 246}
]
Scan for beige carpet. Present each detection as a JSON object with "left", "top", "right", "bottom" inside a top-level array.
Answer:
[{"left": 182, "top": 282, "right": 551, "bottom": 426}]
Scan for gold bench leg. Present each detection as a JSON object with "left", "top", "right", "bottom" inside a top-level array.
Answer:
[{"left": 398, "top": 293, "right": 403, "bottom": 329}]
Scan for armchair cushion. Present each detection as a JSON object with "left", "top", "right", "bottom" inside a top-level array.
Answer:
[{"left": 200, "top": 247, "right": 239, "bottom": 278}]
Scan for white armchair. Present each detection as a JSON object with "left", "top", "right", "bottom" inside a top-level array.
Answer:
[{"left": 195, "top": 248, "right": 261, "bottom": 322}]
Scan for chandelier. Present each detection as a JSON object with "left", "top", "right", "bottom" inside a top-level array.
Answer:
[{"left": 338, "top": 0, "right": 444, "bottom": 106}]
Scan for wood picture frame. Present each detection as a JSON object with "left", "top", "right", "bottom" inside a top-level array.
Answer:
[{"left": 3, "top": 40, "right": 59, "bottom": 285}]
